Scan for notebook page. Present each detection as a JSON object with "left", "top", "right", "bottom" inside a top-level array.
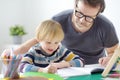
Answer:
[
  {"left": 56, "top": 64, "right": 104, "bottom": 78},
  {"left": 56, "top": 67, "right": 91, "bottom": 78}
]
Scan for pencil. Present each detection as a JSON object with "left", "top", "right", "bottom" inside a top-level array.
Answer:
[
  {"left": 10, "top": 55, "right": 22, "bottom": 78},
  {"left": 108, "top": 73, "right": 120, "bottom": 78},
  {"left": 9, "top": 55, "right": 16, "bottom": 77}
]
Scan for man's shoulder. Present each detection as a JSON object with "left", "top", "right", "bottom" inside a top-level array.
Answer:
[
  {"left": 96, "top": 14, "right": 113, "bottom": 25},
  {"left": 52, "top": 9, "right": 73, "bottom": 21},
  {"left": 95, "top": 14, "right": 114, "bottom": 29}
]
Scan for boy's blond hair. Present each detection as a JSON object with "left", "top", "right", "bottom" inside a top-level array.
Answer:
[{"left": 35, "top": 20, "right": 64, "bottom": 42}]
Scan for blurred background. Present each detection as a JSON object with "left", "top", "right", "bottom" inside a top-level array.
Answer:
[{"left": 0, "top": 0, "right": 120, "bottom": 53}]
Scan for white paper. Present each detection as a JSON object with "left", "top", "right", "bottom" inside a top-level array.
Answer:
[
  {"left": 56, "top": 64, "right": 104, "bottom": 78},
  {"left": 56, "top": 67, "right": 90, "bottom": 78}
]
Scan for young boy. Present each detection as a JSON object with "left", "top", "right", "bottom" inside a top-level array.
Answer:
[{"left": 19, "top": 20, "right": 84, "bottom": 73}]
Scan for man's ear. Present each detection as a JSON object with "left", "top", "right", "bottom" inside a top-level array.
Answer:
[{"left": 74, "top": 0, "right": 79, "bottom": 8}]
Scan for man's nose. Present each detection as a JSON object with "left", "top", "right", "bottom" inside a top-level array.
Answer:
[{"left": 79, "top": 17, "right": 86, "bottom": 23}]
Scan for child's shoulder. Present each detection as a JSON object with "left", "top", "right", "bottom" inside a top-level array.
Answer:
[
  {"left": 28, "top": 43, "right": 41, "bottom": 52},
  {"left": 32, "top": 43, "right": 41, "bottom": 49}
]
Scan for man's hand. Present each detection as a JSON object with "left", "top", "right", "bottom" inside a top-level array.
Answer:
[
  {"left": 99, "top": 56, "right": 111, "bottom": 67},
  {"left": 99, "top": 44, "right": 119, "bottom": 67}
]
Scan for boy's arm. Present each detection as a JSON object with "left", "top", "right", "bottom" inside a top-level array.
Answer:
[
  {"left": 19, "top": 50, "right": 40, "bottom": 73},
  {"left": 1, "top": 38, "right": 38, "bottom": 60},
  {"left": 14, "top": 37, "right": 38, "bottom": 54},
  {"left": 50, "top": 52, "right": 84, "bottom": 69},
  {"left": 38, "top": 65, "right": 57, "bottom": 74},
  {"left": 50, "top": 61, "right": 70, "bottom": 69},
  {"left": 63, "top": 51, "right": 85, "bottom": 67}
]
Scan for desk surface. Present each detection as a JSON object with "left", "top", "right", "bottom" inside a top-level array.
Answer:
[
  {"left": 22, "top": 72, "right": 103, "bottom": 80},
  {"left": 66, "top": 73, "right": 102, "bottom": 80},
  {"left": 66, "top": 73, "right": 120, "bottom": 80}
]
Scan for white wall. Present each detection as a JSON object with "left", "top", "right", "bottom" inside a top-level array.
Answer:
[
  {"left": 0, "top": 0, "right": 74, "bottom": 46},
  {"left": 103, "top": 0, "right": 120, "bottom": 41},
  {"left": 0, "top": 0, "right": 120, "bottom": 52}
]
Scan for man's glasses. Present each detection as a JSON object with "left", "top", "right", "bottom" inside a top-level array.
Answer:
[{"left": 75, "top": 10, "right": 95, "bottom": 23}]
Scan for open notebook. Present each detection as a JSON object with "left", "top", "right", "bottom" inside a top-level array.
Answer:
[{"left": 56, "top": 64, "right": 104, "bottom": 78}]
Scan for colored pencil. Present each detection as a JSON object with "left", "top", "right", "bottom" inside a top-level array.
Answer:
[{"left": 108, "top": 73, "right": 120, "bottom": 78}]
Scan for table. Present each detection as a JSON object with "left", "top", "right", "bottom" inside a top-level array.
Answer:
[
  {"left": 66, "top": 72, "right": 120, "bottom": 80},
  {"left": 1, "top": 73, "right": 119, "bottom": 80},
  {"left": 1, "top": 63, "right": 120, "bottom": 80},
  {"left": 66, "top": 73, "right": 102, "bottom": 80}
]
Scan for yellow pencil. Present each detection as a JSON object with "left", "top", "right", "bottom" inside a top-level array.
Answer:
[
  {"left": 49, "top": 78, "right": 54, "bottom": 80},
  {"left": 2, "top": 77, "right": 10, "bottom": 80}
]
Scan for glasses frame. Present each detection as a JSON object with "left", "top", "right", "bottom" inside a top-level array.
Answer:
[
  {"left": 75, "top": 10, "right": 95, "bottom": 23},
  {"left": 74, "top": 2, "right": 99, "bottom": 23}
]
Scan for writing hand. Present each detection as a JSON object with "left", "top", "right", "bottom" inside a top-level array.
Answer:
[
  {"left": 99, "top": 56, "right": 111, "bottom": 67},
  {"left": 48, "top": 65, "right": 57, "bottom": 73}
]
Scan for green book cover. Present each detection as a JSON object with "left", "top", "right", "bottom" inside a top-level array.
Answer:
[{"left": 22, "top": 72, "right": 64, "bottom": 80}]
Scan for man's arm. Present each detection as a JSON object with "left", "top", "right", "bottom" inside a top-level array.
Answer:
[
  {"left": 99, "top": 43, "right": 119, "bottom": 66},
  {"left": 14, "top": 37, "right": 38, "bottom": 54}
]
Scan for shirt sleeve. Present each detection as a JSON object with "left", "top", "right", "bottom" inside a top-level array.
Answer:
[
  {"left": 19, "top": 47, "right": 40, "bottom": 73},
  {"left": 62, "top": 48, "right": 85, "bottom": 67}
]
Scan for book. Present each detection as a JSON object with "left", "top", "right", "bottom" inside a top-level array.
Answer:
[
  {"left": 56, "top": 64, "right": 104, "bottom": 78},
  {"left": 22, "top": 72, "right": 64, "bottom": 80}
]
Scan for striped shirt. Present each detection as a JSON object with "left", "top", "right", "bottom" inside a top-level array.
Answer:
[{"left": 19, "top": 43, "right": 84, "bottom": 72}]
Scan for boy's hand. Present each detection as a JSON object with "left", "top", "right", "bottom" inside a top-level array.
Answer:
[
  {"left": 38, "top": 65, "right": 57, "bottom": 74},
  {"left": 48, "top": 65, "right": 57, "bottom": 74}
]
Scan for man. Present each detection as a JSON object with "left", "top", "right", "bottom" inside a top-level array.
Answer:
[
  {"left": 51, "top": 0, "right": 119, "bottom": 66},
  {"left": 2, "top": 0, "right": 119, "bottom": 66}
]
